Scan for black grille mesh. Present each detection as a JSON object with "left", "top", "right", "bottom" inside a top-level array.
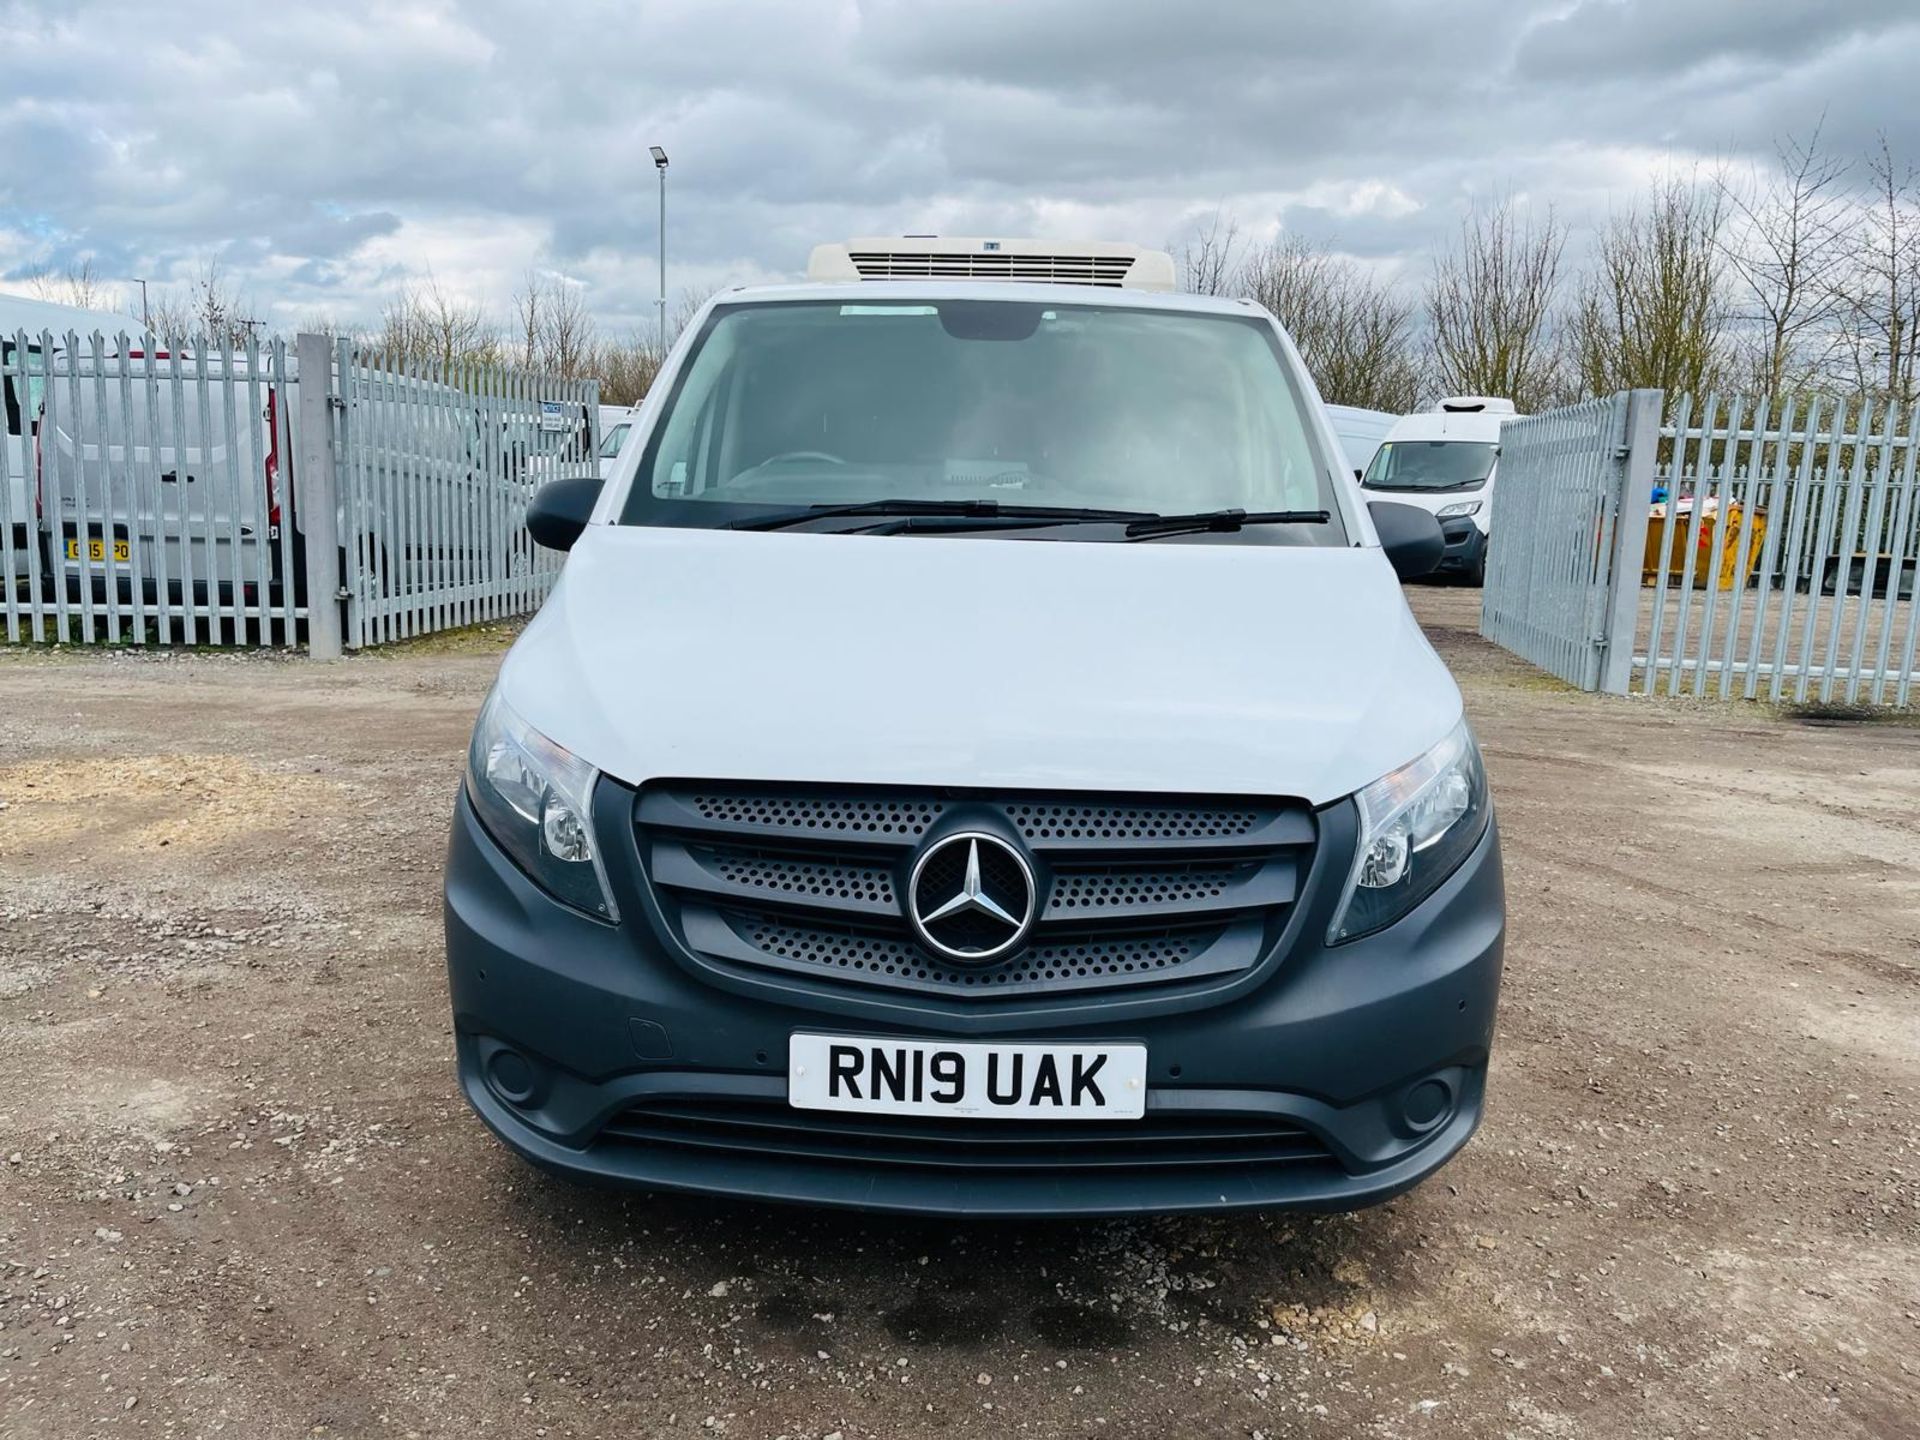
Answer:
[
  {"left": 705, "top": 849, "right": 895, "bottom": 907},
  {"left": 690, "top": 793, "right": 944, "bottom": 838},
  {"left": 746, "top": 915, "right": 1211, "bottom": 990},
  {"left": 601, "top": 1097, "right": 1335, "bottom": 1173},
  {"left": 1047, "top": 863, "right": 1246, "bottom": 912},
  {"left": 636, "top": 784, "right": 1313, "bottom": 1001},
  {"left": 1007, "top": 802, "right": 1263, "bottom": 841}
]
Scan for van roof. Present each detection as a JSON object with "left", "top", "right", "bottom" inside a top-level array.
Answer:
[
  {"left": 712, "top": 280, "right": 1261, "bottom": 318},
  {"left": 808, "top": 238, "right": 1178, "bottom": 292},
  {"left": 0, "top": 291, "right": 137, "bottom": 339},
  {"left": 1383, "top": 401, "right": 1523, "bottom": 444}
]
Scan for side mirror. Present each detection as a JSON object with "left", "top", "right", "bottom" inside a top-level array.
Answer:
[
  {"left": 1368, "top": 500, "right": 1445, "bottom": 581},
  {"left": 527, "top": 475, "right": 603, "bottom": 552},
  {"left": 1353, "top": 468, "right": 1365, "bottom": 483}
]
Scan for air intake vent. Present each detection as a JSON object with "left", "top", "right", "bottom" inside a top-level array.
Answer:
[
  {"left": 849, "top": 250, "right": 1134, "bottom": 287},
  {"left": 809, "top": 238, "right": 1177, "bottom": 292}
]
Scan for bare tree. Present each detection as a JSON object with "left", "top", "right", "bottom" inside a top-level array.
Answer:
[
  {"left": 29, "top": 259, "right": 115, "bottom": 313},
  {"left": 1832, "top": 136, "right": 1920, "bottom": 405},
  {"left": 293, "top": 313, "right": 360, "bottom": 345},
  {"left": 1240, "top": 234, "right": 1422, "bottom": 412},
  {"left": 513, "top": 272, "right": 598, "bottom": 377},
  {"left": 1716, "top": 121, "right": 1851, "bottom": 398},
  {"left": 1571, "top": 178, "right": 1733, "bottom": 398},
  {"left": 1425, "top": 197, "right": 1566, "bottom": 410},
  {"left": 589, "top": 290, "right": 714, "bottom": 405},
  {"left": 143, "top": 260, "right": 260, "bottom": 347},
  {"left": 513, "top": 268, "right": 544, "bottom": 370},
  {"left": 544, "top": 281, "right": 596, "bottom": 378},
  {"left": 595, "top": 334, "right": 664, "bottom": 407},
  {"left": 1180, "top": 211, "right": 1244, "bottom": 296},
  {"left": 377, "top": 276, "right": 500, "bottom": 369}
]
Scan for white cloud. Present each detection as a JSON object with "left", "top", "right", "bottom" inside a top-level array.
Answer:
[{"left": 2, "top": 0, "right": 1916, "bottom": 334}]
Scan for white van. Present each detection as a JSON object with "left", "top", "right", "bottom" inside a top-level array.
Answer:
[
  {"left": 2, "top": 335, "right": 45, "bottom": 583},
  {"left": 1359, "top": 397, "right": 1520, "bottom": 584},
  {"left": 440, "top": 238, "right": 1507, "bottom": 1218},
  {"left": 3, "top": 296, "right": 134, "bottom": 587},
  {"left": 1325, "top": 403, "right": 1397, "bottom": 479},
  {"left": 33, "top": 348, "right": 288, "bottom": 609},
  {"left": 596, "top": 404, "right": 637, "bottom": 479}
]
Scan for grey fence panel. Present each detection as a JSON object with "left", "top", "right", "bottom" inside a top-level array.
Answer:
[
  {"left": 4, "top": 327, "right": 597, "bottom": 654},
  {"left": 1479, "top": 392, "right": 1639, "bottom": 691},
  {"left": 1636, "top": 395, "right": 1920, "bottom": 706},
  {"left": 0, "top": 330, "right": 308, "bottom": 650},
  {"left": 2, "top": 332, "right": 42, "bottom": 642},
  {"left": 334, "top": 344, "right": 595, "bottom": 648}
]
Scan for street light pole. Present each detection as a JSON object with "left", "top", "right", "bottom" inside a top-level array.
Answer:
[{"left": 651, "top": 146, "right": 669, "bottom": 355}]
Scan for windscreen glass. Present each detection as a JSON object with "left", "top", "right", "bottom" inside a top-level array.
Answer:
[
  {"left": 1362, "top": 440, "right": 1497, "bottom": 492},
  {"left": 597, "top": 423, "right": 630, "bottom": 460},
  {"left": 621, "top": 299, "right": 1345, "bottom": 541}
]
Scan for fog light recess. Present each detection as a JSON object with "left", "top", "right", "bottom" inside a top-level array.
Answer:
[
  {"left": 486, "top": 1047, "right": 538, "bottom": 1105},
  {"left": 1401, "top": 1077, "right": 1454, "bottom": 1132}
]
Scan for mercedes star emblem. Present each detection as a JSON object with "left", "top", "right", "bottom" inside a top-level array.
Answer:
[{"left": 907, "top": 832, "right": 1037, "bottom": 962}]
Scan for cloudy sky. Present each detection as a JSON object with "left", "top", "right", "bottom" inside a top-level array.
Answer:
[{"left": 2, "top": 0, "right": 1916, "bottom": 336}]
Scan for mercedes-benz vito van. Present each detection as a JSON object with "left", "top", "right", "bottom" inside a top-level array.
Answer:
[{"left": 444, "top": 239, "right": 1505, "bottom": 1217}]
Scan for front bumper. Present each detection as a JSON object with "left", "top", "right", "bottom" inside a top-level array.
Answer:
[
  {"left": 444, "top": 792, "right": 1505, "bottom": 1217},
  {"left": 1435, "top": 518, "right": 1487, "bottom": 576}
]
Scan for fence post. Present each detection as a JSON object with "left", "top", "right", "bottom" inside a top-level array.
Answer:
[
  {"left": 1596, "top": 388, "right": 1661, "bottom": 695},
  {"left": 294, "top": 332, "right": 344, "bottom": 659}
]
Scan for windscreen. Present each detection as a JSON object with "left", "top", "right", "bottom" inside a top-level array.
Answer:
[
  {"left": 1362, "top": 440, "right": 1497, "bottom": 492},
  {"left": 2, "top": 343, "right": 44, "bottom": 436},
  {"left": 621, "top": 299, "right": 1344, "bottom": 540}
]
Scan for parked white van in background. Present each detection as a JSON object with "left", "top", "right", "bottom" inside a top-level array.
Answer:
[
  {"left": 1359, "top": 398, "right": 1520, "bottom": 584},
  {"left": 3, "top": 294, "right": 133, "bottom": 587},
  {"left": 1325, "top": 403, "right": 1396, "bottom": 479},
  {"left": 597, "top": 404, "right": 637, "bottom": 479}
]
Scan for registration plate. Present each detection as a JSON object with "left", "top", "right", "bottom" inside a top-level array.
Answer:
[
  {"left": 66, "top": 538, "right": 130, "bottom": 562},
  {"left": 789, "top": 1033, "right": 1147, "bottom": 1120}
]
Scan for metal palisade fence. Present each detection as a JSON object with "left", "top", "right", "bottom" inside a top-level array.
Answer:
[
  {"left": 1480, "top": 388, "right": 1920, "bottom": 709},
  {"left": 332, "top": 339, "right": 596, "bottom": 649},
  {"left": 1639, "top": 393, "right": 1919, "bottom": 706},
  {"left": 1, "top": 330, "right": 594, "bottom": 654},
  {"left": 1478, "top": 390, "right": 1658, "bottom": 694},
  {"left": 2, "top": 329, "right": 303, "bottom": 646}
]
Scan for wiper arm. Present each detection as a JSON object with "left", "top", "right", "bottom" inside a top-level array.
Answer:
[
  {"left": 858, "top": 507, "right": 1164, "bottom": 536},
  {"left": 729, "top": 499, "right": 997, "bottom": 531},
  {"left": 1123, "top": 508, "right": 1331, "bottom": 540},
  {"left": 728, "top": 499, "right": 1150, "bottom": 533}
]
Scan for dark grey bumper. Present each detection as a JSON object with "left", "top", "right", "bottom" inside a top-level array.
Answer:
[
  {"left": 1436, "top": 518, "right": 1487, "bottom": 576},
  {"left": 443, "top": 792, "right": 1505, "bottom": 1217}
]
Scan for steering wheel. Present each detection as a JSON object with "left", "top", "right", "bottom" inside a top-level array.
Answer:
[{"left": 757, "top": 450, "right": 847, "bottom": 468}]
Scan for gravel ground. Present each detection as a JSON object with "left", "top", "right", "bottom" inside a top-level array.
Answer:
[{"left": 1, "top": 590, "right": 1916, "bottom": 1439}]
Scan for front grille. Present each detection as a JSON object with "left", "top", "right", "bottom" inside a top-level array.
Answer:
[
  {"left": 719, "top": 912, "right": 1251, "bottom": 991},
  {"left": 600, "top": 1096, "right": 1334, "bottom": 1173},
  {"left": 633, "top": 784, "right": 1316, "bottom": 999},
  {"left": 848, "top": 250, "right": 1136, "bottom": 287}
]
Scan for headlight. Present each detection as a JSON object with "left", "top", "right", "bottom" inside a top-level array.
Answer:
[
  {"left": 1436, "top": 500, "right": 1481, "bottom": 518},
  {"left": 465, "top": 690, "right": 618, "bottom": 921},
  {"left": 1328, "top": 718, "right": 1489, "bottom": 943}
]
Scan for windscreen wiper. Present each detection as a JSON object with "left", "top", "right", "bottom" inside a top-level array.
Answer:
[
  {"left": 1123, "top": 508, "right": 1331, "bottom": 540},
  {"left": 728, "top": 499, "right": 1150, "bottom": 532}
]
